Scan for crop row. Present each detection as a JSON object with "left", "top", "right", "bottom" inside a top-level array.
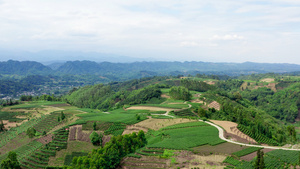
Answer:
[
  {"left": 0, "top": 117, "right": 44, "bottom": 148},
  {"left": 20, "top": 127, "right": 69, "bottom": 169},
  {"left": 104, "top": 122, "right": 126, "bottom": 136},
  {"left": 148, "top": 126, "right": 225, "bottom": 150},
  {"left": 64, "top": 152, "right": 88, "bottom": 166},
  {"left": 173, "top": 109, "right": 196, "bottom": 117},
  {"left": 237, "top": 124, "right": 278, "bottom": 145},
  {"left": 160, "top": 121, "right": 209, "bottom": 131},
  {"left": 232, "top": 147, "right": 262, "bottom": 157},
  {"left": 33, "top": 112, "right": 66, "bottom": 133},
  {"left": 223, "top": 156, "right": 241, "bottom": 166},
  {"left": 0, "top": 140, "right": 43, "bottom": 162}
]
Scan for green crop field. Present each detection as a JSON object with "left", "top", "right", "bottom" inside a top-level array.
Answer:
[
  {"left": 147, "top": 122, "right": 225, "bottom": 150},
  {"left": 160, "top": 121, "right": 209, "bottom": 131},
  {"left": 232, "top": 147, "right": 262, "bottom": 157},
  {"left": 75, "top": 108, "right": 148, "bottom": 125},
  {"left": 135, "top": 103, "right": 189, "bottom": 109}
]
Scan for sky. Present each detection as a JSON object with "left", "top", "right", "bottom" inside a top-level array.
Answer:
[{"left": 0, "top": 0, "right": 300, "bottom": 63}]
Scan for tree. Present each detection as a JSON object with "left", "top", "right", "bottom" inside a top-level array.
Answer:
[
  {"left": 136, "top": 114, "right": 141, "bottom": 121},
  {"left": 255, "top": 149, "right": 265, "bottom": 169},
  {"left": 0, "top": 120, "right": 5, "bottom": 132},
  {"left": 61, "top": 111, "right": 65, "bottom": 121},
  {"left": 198, "top": 107, "right": 206, "bottom": 117},
  {"left": 90, "top": 132, "right": 100, "bottom": 146},
  {"left": 169, "top": 86, "right": 192, "bottom": 101},
  {"left": 26, "top": 127, "right": 36, "bottom": 138},
  {"left": 93, "top": 122, "right": 97, "bottom": 130},
  {"left": 99, "top": 133, "right": 103, "bottom": 147},
  {"left": 0, "top": 151, "right": 20, "bottom": 169}
]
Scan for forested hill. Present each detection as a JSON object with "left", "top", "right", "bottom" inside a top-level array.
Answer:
[
  {"left": 2, "top": 60, "right": 300, "bottom": 76},
  {"left": 56, "top": 61, "right": 300, "bottom": 75},
  {"left": 0, "top": 60, "right": 53, "bottom": 75}
]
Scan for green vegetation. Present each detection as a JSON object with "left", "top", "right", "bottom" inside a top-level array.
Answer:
[
  {"left": 181, "top": 78, "right": 214, "bottom": 92},
  {"left": 160, "top": 121, "right": 209, "bottom": 131},
  {"left": 90, "top": 132, "right": 102, "bottom": 146},
  {"left": 75, "top": 108, "right": 148, "bottom": 125},
  {"left": 0, "top": 151, "right": 20, "bottom": 169},
  {"left": 147, "top": 123, "right": 225, "bottom": 150},
  {"left": 69, "top": 130, "right": 147, "bottom": 168},
  {"left": 26, "top": 127, "right": 36, "bottom": 138},
  {"left": 169, "top": 86, "right": 192, "bottom": 101},
  {"left": 104, "top": 122, "right": 126, "bottom": 136},
  {"left": 232, "top": 147, "right": 262, "bottom": 157}
]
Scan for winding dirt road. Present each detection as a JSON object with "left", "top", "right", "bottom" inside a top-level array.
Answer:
[{"left": 203, "top": 120, "right": 300, "bottom": 151}]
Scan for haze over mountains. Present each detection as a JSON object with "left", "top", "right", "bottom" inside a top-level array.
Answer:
[{"left": 1, "top": 60, "right": 300, "bottom": 76}]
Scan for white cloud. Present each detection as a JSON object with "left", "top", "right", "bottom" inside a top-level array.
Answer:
[
  {"left": 0, "top": 0, "right": 299, "bottom": 63},
  {"left": 211, "top": 34, "right": 245, "bottom": 41}
]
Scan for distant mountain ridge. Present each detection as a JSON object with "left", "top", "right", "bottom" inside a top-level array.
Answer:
[
  {"left": 56, "top": 60, "right": 300, "bottom": 75},
  {"left": 0, "top": 60, "right": 53, "bottom": 75},
  {"left": 1, "top": 60, "right": 300, "bottom": 76}
]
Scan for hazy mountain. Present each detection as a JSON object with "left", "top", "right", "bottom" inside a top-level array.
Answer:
[
  {"left": 0, "top": 60, "right": 53, "bottom": 75},
  {"left": 1, "top": 60, "right": 300, "bottom": 76},
  {"left": 55, "top": 61, "right": 300, "bottom": 75},
  {"left": 0, "top": 49, "right": 153, "bottom": 63}
]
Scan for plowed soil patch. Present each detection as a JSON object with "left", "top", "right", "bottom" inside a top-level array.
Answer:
[
  {"left": 122, "top": 125, "right": 148, "bottom": 135},
  {"left": 210, "top": 120, "right": 256, "bottom": 144},
  {"left": 133, "top": 118, "right": 196, "bottom": 130},
  {"left": 240, "top": 148, "right": 274, "bottom": 161},
  {"left": 261, "top": 78, "right": 275, "bottom": 82},
  {"left": 193, "top": 142, "right": 247, "bottom": 155}
]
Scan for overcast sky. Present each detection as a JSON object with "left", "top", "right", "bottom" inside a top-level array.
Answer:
[{"left": 0, "top": 0, "right": 300, "bottom": 63}]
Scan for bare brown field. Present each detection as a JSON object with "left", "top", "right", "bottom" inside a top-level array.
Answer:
[
  {"left": 3, "top": 119, "right": 28, "bottom": 129},
  {"left": 210, "top": 120, "right": 256, "bottom": 143},
  {"left": 207, "top": 101, "right": 221, "bottom": 111},
  {"left": 190, "top": 99, "right": 204, "bottom": 104},
  {"left": 122, "top": 125, "right": 148, "bottom": 135},
  {"left": 260, "top": 78, "right": 275, "bottom": 82},
  {"left": 126, "top": 106, "right": 175, "bottom": 112},
  {"left": 193, "top": 142, "right": 247, "bottom": 155},
  {"left": 133, "top": 118, "right": 196, "bottom": 130},
  {"left": 121, "top": 151, "right": 226, "bottom": 169},
  {"left": 161, "top": 94, "right": 170, "bottom": 98},
  {"left": 240, "top": 82, "right": 248, "bottom": 90},
  {"left": 204, "top": 81, "right": 216, "bottom": 85},
  {"left": 240, "top": 148, "right": 274, "bottom": 161},
  {"left": 188, "top": 154, "right": 227, "bottom": 169}
]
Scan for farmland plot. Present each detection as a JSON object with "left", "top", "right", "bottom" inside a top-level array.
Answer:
[{"left": 147, "top": 122, "right": 225, "bottom": 150}]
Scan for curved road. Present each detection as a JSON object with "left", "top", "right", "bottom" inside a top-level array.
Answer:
[
  {"left": 130, "top": 103, "right": 300, "bottom": 151},
  {"left": 203, "top": 120, "right": 300, "bottom": 151}
]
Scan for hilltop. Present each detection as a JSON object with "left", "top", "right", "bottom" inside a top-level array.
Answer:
[{"left": 1, "top": 73, "right": 300, "bottom": 168}]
